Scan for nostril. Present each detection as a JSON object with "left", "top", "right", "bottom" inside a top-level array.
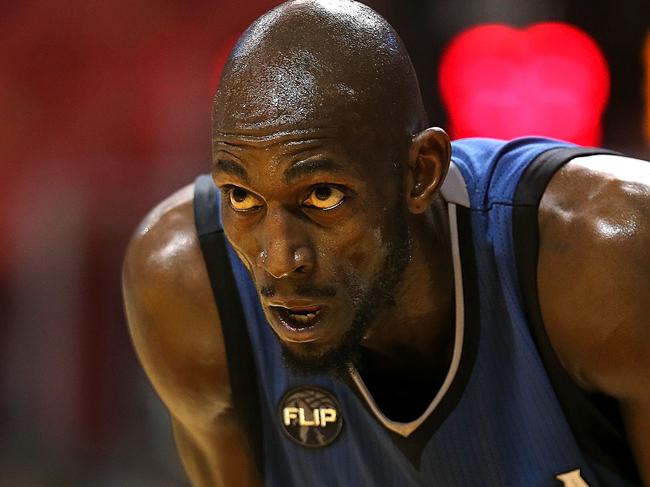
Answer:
[
  {"left": 295, "top": 264, "right": 310, "bottom": 274},
  {"left": 293, "top": 248, "right": 314, "bottom": 272}
]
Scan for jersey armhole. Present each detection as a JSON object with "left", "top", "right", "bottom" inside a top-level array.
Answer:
[
  {"left": 512, "top": 147, "right": 641, "bottom": 483},
  {"left": 193, "top": 174, "right": 265, "bottom": 476}
]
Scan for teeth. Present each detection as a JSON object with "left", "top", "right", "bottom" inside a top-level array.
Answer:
[{"left": 288, "top": 312, "right": 317, "bottom": 323}]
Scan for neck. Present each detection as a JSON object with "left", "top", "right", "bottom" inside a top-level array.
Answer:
[{"left": 358, "top": 196, "right": 455, "bottom": 377}]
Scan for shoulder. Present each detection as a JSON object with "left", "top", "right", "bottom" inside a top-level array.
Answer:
[
  {"left": 537, "top": 153, "right": 650, "bottom": 396},
  {"left": 122, "top": 184, "right": 231, "bottom": 427},
  {"left": 123, "top": 184, "right": 207, "bottom": 305}
]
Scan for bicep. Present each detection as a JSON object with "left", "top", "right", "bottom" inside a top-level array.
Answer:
[
  {"left": 539, "top": 232, "right": 650, "bottom": 482},
  {"left": 122, "top": 237, "right": 231, "bottom": 425},
  {"left": 122, "top": 191, "right": 260, "bottom": 485},
  {"left": 123, "top": 259, "right": 259, "bottom": 485},
  {"left": 538, "top": 155, "right": 650, "bottom": 482}
]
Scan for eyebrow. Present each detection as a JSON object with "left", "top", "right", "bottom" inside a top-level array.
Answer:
[
  {"left": 284, "top": 157, "right": 345, "bottom": 184},
  {"left": 213, "top": 158, "right": 250, "bottom": 183}
]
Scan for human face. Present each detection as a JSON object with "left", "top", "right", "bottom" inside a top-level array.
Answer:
[{"left": 212, "top": 125, "right": 410, "bottom": 374}]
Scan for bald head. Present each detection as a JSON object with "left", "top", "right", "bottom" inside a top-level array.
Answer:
[{"left": 213, "top": 0, "right": 427, "bottom": 146}]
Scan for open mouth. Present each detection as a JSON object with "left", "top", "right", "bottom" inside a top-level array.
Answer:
[{"left": 269, "top": 305, "right": 322, "bottom": 330}]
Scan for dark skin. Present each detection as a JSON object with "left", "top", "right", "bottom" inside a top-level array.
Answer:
[
  {"left": 210, "top": 125, "right": 453, "bottom": 375},
  {"left": 122, "top": 1, "right": 650, "bottom": 485}
]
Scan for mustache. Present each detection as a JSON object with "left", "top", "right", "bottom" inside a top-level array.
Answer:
[{"left": 259, "top": 284, "right": 337, "bottom": 298}]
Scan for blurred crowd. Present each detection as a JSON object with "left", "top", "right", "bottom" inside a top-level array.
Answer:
[{"left": 0, "top": 0, "right": 647, "bottom": 485}]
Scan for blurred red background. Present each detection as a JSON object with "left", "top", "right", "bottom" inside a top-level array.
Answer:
[{"left": 0, "top": 0, "right": 647, "bottom": 485}]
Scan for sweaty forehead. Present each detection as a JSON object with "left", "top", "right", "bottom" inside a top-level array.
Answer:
[
  {"left": 215, "top": 51, "right": 361, "bottom": 132},
  {"left": 213, "top": 0, "right": 409, "bottom": 134}
]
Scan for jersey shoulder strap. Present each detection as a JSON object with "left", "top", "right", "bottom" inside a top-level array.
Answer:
[{"left": 192, "top": 174, "right": 265, "bottom": 476}]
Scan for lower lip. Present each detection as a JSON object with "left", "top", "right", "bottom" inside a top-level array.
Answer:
[{"left": 268, "top": 306, "right": 328, "bottom": 343}]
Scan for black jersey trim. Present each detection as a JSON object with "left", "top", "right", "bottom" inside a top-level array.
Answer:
[
  {"left": 512, "top": 148, "right": 641, "bottom": 483},
  {"left": 193, "top": 175, "right": 265, "bottom": 476}
]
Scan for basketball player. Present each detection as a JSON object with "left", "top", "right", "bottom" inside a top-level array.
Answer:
[{"left": 122, "top": 1, "right": 650, "bottom": 485}]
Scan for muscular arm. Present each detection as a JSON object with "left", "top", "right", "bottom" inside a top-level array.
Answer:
[
  {"left": 122, "top": 185, "right": 260, "bottom": 487},
  {"left": 538, "top": 154, "right": 650, "bottom": 484}
]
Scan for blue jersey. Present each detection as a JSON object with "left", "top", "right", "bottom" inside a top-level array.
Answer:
[{"left": 193, "top": 137, "right": 639, "bottom": 486}]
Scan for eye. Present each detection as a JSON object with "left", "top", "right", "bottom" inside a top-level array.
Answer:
[
  {"left": 226, "top": 187, "right": 263, "bottom": 212},
  {"left": 303, "top": 185, "right": 345, "bottom": 210}
]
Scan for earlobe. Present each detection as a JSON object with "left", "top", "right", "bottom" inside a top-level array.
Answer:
[{"left": 406, "top": 127, "right": 451, "bottom": 214}]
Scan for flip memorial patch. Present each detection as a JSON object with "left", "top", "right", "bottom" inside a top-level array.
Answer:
[{"left": 279, "top": 386, "right": 343, "bottom": 448}]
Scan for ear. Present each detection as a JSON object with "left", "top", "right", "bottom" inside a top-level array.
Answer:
[{"left": 405, "top": 127, "right": 451, "bottom": 214}]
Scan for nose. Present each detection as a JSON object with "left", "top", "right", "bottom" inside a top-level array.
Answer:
[{"left": 256, "top": 206, "right": 315, "bottom": 279}]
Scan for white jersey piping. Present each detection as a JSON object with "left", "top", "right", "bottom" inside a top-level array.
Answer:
[{"left": 349, "top": 201, "right": 466, "bottom": 437}]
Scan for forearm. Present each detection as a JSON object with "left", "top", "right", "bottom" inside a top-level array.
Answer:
[{"left": 172, "top": 415, "right": 261, "bottom": 487}]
